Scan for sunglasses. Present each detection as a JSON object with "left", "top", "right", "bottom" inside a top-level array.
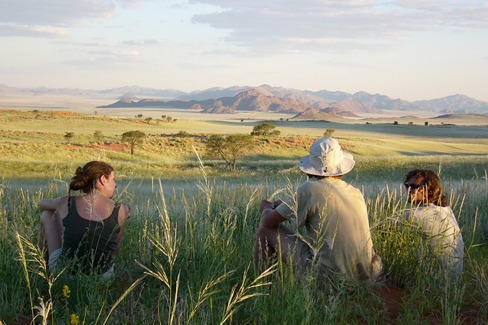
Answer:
[{"left": 404, "top": 181, "right": 427, "bottom": 190}]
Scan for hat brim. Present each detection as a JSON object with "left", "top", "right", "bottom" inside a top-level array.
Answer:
[{"left": 298, "top": 152, "right": 355, "bottom": 176}]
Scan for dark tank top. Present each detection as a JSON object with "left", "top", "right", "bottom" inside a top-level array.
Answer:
[{"left": 62, "top": 196, "right": 120, "bottom": 273}]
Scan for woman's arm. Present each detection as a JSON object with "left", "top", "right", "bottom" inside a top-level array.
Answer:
[
  {"left": 115, "top": 204, "right": 131, "bottom": 251},
  {"left": 38, "top": 196, "right": 69, "bottom": 213},
  {"left": 261, "top": 209, "right": 286, "bottom": 228},
  {"left": 260, "top": 200, "right": 286, "bottom": 228}
]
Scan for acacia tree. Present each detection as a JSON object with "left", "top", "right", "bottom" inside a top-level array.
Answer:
[
  {"left": 251, "top": 122, "right": 280, "bottom": 136},
  {"left": 206, "top": 134, "right": 254, "bottom": 171},
  {"left": 121, "top": 130, "right": 146, "bottom": 155},
  {"left": 93, "top": 130, "right": 103, "bottom": 142},
  {"left": 323, "top": 129, "right": 335, "bottom": 137},
  {"left": 64, "top": 132, "right": 74, "bottom": 143}
]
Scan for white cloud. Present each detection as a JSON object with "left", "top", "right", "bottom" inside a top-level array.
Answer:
[
  {"left": 187, "top": 0, "right": 488, "bottom": 52},
  {"left": 1, "top": 0, "right": 487, "bottom": 101},
  {"left": 0, "top": 0, "right": 116, "bottom": 24},
  {"left": 122, "top": 38, "right": 165, "bottom": 46},
  {"left": 89, "top": 48, "right": 140, "bottom": 57},
  {"left": 0, "top": 22, "right": 68, "bottom": 37},
  {"left": 62, "top": 48, "right": 140, "bottom": 69},
  {"left": 0, "top": 0, "right": 148, "bottom": 37},
  {"left": 116, "top": 0, "right": 145, "bottom": 9}
]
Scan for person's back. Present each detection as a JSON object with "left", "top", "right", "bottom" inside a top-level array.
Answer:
[
  {"left": 406, "top": 203, "right": 464, "bottom": 274},
  {"left": 402, "top": 169, "right": 464, "bottom": 276},
  {"left": 62, "top": 196, "right": 121, "bottom": 273},
  {"left": 288, "top": 177, "right": 379, "bottom": 280},
  {"left": 38, "top": 161, "right": 131, "bottom": 279},
  {"left": 256, "top": 137, "right": 382, "bottom": 283}
]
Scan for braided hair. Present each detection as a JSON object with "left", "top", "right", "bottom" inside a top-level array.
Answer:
[{"left": 69, "top": 161, "right": 114, "bottom": 195}]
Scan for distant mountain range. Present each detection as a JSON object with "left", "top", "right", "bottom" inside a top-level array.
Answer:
[{"left": 2, "top": 83, "right": 488, "bottom": 114}]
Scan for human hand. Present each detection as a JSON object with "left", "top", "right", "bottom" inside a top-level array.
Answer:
[
  {"left": 259, "top": 199, "right": 273, "bottom": 214},
  {"left": 272, "top": 199, "right": 283, "bottom": 208},
  {"left": 124, "top": 204, "right": 132, "bottom": 217}
]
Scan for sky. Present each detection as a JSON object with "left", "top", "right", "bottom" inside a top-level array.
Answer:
[{"left": 1, "top": 0, "right": 488, "bottom": 102}]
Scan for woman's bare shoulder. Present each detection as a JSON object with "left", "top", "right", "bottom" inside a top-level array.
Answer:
[{"left": 38, "top": 195, "right": 69, "bottom": 210}]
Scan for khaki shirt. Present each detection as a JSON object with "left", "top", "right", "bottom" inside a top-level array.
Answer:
[{"left": 276, "top": 177, "right": 381, "bottom": 280}]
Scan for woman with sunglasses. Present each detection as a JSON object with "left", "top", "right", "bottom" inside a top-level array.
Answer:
[{"left": 403, "top": 169, "right": 464, "bottom": 276}]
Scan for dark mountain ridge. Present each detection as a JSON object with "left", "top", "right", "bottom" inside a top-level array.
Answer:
[
  {"left": 98, "top": 88, "right": 312, "bottom": 114},
  {"left": 2, "top": 83, "right": 487, "bottom": 114},
  {"left": 97, "top": 85, "right": 488, "bottom": 115}
]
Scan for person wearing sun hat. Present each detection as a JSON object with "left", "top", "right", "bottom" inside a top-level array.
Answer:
[{"left": 254, "top": 136, "right": 382, "bottom": 283}]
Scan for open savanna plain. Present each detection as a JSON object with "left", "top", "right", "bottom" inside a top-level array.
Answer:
[{"left": 1, "top": 108, "right": 488, "bottom": 324}]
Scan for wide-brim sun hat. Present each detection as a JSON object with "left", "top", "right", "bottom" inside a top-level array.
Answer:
[{"left": 299, "top": 137, "right": 355, "bottom": 176}]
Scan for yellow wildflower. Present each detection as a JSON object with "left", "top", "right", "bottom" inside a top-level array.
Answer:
[
  {"left": 70, "top": 313, "right": 79, "bottom": 325},
  {"left": 62, "top": 284, "right": 71, "bottom": 299}
]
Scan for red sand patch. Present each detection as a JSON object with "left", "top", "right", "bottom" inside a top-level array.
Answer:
[
  {"left": 63, "top": 142, "right": 127, "bottom": 152},
  {"left": 95, "top": 142, "right": 126, "bottom": 151},
  {"left": 54, "top": 111, "right": 82, "bottom": 116},
  {"left": 373, "top": 282, "right": 482, "bottom": 324},
  {"left": 374, "top": 283, "right": 408, "bottom": 322}
]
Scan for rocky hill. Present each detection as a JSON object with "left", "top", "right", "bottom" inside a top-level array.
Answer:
[
  {"left": 3, "top": 83, "right": 488, "bottom": 114},
  {"left": 97, "top": 87, "right": 387, "bottom": 115},
  {"left": 291, "top": 107, "right": 359, "bottom": 120},
  {"left": 99, "top": 88, "right": 313, "bottom": 113},
  {"left": 415, "top": 94, "right": 488, "bottom": 113}
]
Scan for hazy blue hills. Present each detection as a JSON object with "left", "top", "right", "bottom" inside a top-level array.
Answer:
[
  {"left": 97, "top": 85, "right": 488, "bottom": 114},
  {"left": 1, "top": 83, "right": 487, "bottom": 114}
]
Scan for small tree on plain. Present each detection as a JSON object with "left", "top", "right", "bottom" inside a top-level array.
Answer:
[
  {"left": 64, "top": 132, "right": 74, "bottom": 143},
  {"left": 324, "top": 129, "right": 335, "bottom": 137},
  {"left": 121, "top": 130, "right": 146, "bottom": 155},
  {"left": 206, "top": 134, "right": 254, "bottom": 171},
  {"left": 94, "top": 130, "right": 103, "bottom": 142},
  {"left": 251, "top": 122, "right": 280, "bottom": 137},
  {"left": 176, "top": 130, "right": 189, "bottom": 138}
]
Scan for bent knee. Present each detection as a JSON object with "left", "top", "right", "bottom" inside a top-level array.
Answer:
[
  {"left": 40, "top": 210, "right": 57, "bottom": 225},
  {"left": 40, "top": 210, "right": 52, "bottom": 221},
  {"left": 255, "top": 225, "right": 278, "bottom": 239}
]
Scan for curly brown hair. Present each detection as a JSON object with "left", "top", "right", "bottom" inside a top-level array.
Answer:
[
  {"left": 69, "top": 161, "right": 114, "bottom": 194},
  {"left": 404, "top": 169, "right": 448, "bottom": 207}
]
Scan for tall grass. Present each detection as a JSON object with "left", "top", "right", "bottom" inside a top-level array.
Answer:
[{"left": 1, "top": 162, "right": 487, "bottom": 324}]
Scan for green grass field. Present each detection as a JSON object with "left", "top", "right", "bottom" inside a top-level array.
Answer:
[{"left": 0, "top": 109, "right": 487, "bottom": 324}]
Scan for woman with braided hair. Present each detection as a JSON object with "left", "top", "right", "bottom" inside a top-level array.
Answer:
[{"left": 38, "top": 161, "right": 131, "bottom": 280}]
